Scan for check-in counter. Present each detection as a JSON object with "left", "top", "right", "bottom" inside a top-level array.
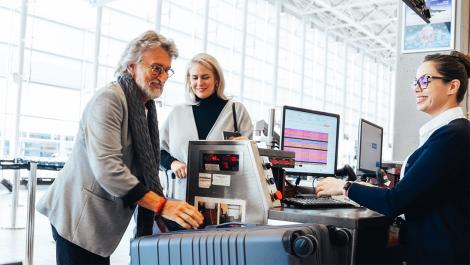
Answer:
[{"left": 184, "top": 140, "right": 393, "bottom": 264}]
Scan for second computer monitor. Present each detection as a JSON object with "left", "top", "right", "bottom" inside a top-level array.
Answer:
[
  {"left": 281, "top": 106, "right": 339, "bottom": 177},
  {"left": 358, "top": 119, "right": 383, "bottom": 173}
]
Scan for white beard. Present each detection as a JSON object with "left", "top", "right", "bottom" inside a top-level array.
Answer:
[{"left": 141, "top": 80, "right": 163, "bottom": 100}]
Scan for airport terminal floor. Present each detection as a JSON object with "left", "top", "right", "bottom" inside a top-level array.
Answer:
[{"left": 0, "top": 185, "right": 132, "bottom": 265}]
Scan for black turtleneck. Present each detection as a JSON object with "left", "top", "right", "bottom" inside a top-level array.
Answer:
[
  {"left": 160, "top": 92, "right": 228, "bottom": 170},
  {"left": 192, "top": 92, "right": 228, "bottom": 140}
]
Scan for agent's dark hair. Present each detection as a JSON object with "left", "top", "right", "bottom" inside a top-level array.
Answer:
[{"left": 424, "top": 51, "right": 470, "bottom": 103}]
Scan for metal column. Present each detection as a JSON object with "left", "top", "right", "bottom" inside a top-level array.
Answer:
[
  {"left": 7, "top": 0, "right": 28, "bottom": 230},
  {"left": 25, "top": 162, "right": 37, "bottom": 265}
]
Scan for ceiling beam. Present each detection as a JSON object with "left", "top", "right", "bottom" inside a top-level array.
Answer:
[
  {"left": 311, "top": 0, "right": 394, "bottom": 52},
  {"left": 282, "top": 0, "right": 397, "bottom": 68},
  {"left": 351, "top": 33, "right": 395, "bottom": 41},
  {"left": 326, "top": 30, "right": 395, "bottom": 67},
  {"left": 302, "top": 0, "right": 397, "bottom": 15},
  {"left": 88, "top": 0, "right": 117, "bottom": 7},
  {"left": 327, "top": 17, "right": 397, "bottom": 29}
]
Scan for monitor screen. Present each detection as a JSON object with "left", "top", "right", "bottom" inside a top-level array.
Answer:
[
  {"left": 281, "top": 106, "right": 340, "bottom": 176},
  {"left": 358, "top": 119, "right": 383, "bottom": 173}
]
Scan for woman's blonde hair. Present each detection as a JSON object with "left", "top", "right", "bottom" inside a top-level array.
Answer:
[{"left": 185, "top": 53, "right": 226, "bottom": 102}]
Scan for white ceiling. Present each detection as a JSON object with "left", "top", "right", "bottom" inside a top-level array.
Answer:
[
  {"left": 281, "top": 0, "right": 399, "bottom": 66},
  {"left": 89, "top": 0, "right": 400, "bottom": 66}
]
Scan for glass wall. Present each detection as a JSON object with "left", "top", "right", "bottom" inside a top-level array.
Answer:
[{"left": 0, "top": 0, "right": 395, "bottom": 166}]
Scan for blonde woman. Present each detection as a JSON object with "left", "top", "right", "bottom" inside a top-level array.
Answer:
[{"left": 160, "top": 53, "right": 253, "bottom": 200}]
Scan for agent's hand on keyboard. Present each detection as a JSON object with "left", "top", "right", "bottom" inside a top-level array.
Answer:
[{"left": 315, "top": 177, "right": 346, "bottom": 197}]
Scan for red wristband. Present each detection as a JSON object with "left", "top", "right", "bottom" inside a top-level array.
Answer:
[{"left": 155, "top": 197, "right": 167, "bottom": 216}]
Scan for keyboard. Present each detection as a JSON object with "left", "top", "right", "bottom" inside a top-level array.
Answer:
[{"left": 282, "top": 196, "right": 357, "bottom": 209}]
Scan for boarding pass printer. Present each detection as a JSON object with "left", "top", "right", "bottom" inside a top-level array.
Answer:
[{"left": 185, "top": 140, "right": 294, "bottom": 225}]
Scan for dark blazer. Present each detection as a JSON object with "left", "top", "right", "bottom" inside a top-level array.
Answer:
[{"left": 349, "top": 118, "right": 470, "bottom": 264}]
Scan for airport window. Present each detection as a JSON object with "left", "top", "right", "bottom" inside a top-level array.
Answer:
[{"left": 0, "top": 0, "right": 396, "bottom": 167}]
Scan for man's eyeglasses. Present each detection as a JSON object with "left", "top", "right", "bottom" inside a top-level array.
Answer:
[
  {"left": 142, "top": 63, "right": 174, "bottom": 78},
  {"left": 412, "top": 74, "right": 449, "bottom": 90}
]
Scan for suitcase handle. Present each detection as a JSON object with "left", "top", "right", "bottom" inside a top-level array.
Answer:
[{"left": 206, "top": 222, "right": 256, "bottom": 229}]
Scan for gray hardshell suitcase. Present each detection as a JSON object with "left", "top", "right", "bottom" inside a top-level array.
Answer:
[{"left": 130, "top": 223, "right": 352, "bottom": 265}]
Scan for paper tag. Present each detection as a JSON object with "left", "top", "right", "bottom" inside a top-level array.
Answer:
[
  {"left": 198, "top": 173, "right": 212, "bottom": 188},
  {"left": 205, "top": 164, "right": 220, "bottom": 171},
  {"left": 212, "top": 174, "right": 231, "bottom": 186}
]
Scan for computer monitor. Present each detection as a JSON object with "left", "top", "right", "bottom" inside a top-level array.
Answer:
[
  {"left": 281, "top": 106, "right": 340, "bottom": 176},
  {"left": 357, "top": 119, "right": 383, "bottom": 173}
]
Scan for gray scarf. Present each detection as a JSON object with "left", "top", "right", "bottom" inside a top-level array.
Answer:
[{"left": 117, "top": 74, "right": 163, "bottom": 237}]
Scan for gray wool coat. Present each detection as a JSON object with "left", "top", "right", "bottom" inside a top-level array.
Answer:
[{"left": 37, "top": 81, "right": 143, "bottom": 257}]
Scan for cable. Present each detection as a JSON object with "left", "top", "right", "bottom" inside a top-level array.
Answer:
[{"left": 295, "top": 176, "right": 301, "bottom": 186}]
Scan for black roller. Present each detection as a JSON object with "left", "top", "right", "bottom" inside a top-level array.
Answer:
[{"left": 293, "top": 234, "right": 318, "bottom": 257}]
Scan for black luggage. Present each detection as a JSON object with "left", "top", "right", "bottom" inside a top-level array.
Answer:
[{"left": 130, "top": 223, "right": 352, "bottom": 265}]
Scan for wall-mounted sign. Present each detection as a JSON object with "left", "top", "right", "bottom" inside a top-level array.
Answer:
[{"left": 402, "top": 0, "right": 455, "bottom": 53}]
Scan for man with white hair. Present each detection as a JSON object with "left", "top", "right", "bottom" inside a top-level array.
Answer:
[{"left": 37, "top": 30, "right": 203, "bottom": 265}]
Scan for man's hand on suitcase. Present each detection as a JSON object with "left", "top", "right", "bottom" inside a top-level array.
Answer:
[{"left": 162, "top": 200, "right": 204, "bottom": 229}]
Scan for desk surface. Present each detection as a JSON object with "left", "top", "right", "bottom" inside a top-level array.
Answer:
[{"left": 268, "top": 207, "right": 391, "bottom": 229}]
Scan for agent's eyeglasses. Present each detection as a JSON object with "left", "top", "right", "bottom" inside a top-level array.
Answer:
[
  {"left": 411, "top": 74, "right": 449, "bottom": 90},
  {"left": 142, "top": 63, "right": 174, "bottom": 78}
]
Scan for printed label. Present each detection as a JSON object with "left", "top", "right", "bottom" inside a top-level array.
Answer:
[
  {"left": 205, "top": 164, "right": 220, "bottom": 171},
  {"left": 198, "top": 173, "right": 212, "bottom": 188},
  {"left": 212, "top": 174, "right": 231, "bottom": 187}
]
